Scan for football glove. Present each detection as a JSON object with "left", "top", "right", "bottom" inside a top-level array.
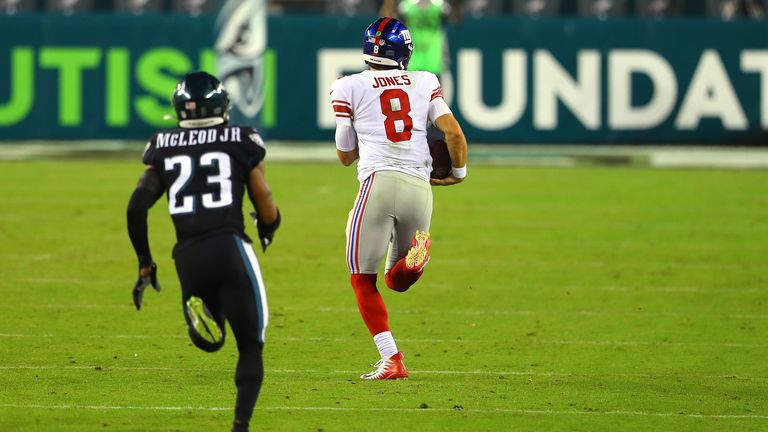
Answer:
[
  {"left": 133, "top": 262, "right": 161, "bottom": 311},
  {"left": 250, "top": 208, "right": 281, "bottom": 252}
]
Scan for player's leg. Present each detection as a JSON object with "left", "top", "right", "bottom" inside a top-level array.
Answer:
[
  {"left": 174, "top": 241, "right": 226, "bottom": 352},
  {"left": 346, "top": 172, "right": 408, "bottom": 379},
  {"left": 221, "top": 235, "right": 269, "bottom": 432},
  {"left": 385, "top": 173, "right": 433, "bottom": 292},
  {"left": 346, "top": 173, "right": 392, "bottom": 337}
]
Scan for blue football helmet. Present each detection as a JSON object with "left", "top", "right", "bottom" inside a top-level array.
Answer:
[{"left": 362, "top": 17, "right": 414, "bottom": 70}]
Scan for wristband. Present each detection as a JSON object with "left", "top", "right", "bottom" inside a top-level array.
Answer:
[
  {"left": 137, "top": 254, "right": 153, "bottom": 268},
  {"left": 451, "top": 165, "right": 467, "bottom": 179},
  {"left": 257, "top": 208, "right": 281, "bottom": 236}
]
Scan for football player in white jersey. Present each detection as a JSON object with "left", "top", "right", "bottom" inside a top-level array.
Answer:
[{"left": 330, "top": 17, "right": 468, "bottom": 380}]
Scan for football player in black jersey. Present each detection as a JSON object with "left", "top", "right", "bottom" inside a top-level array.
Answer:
[{"left": 126, "top": 71, "right": 280, "bottom": 432}]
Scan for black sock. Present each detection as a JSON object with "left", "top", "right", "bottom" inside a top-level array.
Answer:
[{"left": 234, "top": 344, "right": 264, "bottom": 426}]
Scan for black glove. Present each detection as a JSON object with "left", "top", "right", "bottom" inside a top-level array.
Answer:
[
  {"left": 250, "top": 208, "right": 281, "bottom": 252},
  {"left": 133, "top": 262, "right": 161, "bottom": 310}
]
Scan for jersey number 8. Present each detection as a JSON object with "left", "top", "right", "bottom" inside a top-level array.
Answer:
[{"left": 380, "top": 89, "right": 413, "bottom": 143}]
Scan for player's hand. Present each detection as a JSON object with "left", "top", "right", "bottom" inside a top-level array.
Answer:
[
  {"left": 250, "top": 209, "right": 281, "bottom": 252},
  {"left": 133, "top": 262, "right": 160, "bottom": 311},
  {"left": 430, "top": 175, "right": 464, "bottom": 186},
  {"left": 257, "top": 229, "right": 273, "bottom": 252}
]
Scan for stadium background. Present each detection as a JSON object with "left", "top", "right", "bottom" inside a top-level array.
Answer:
[
  {"left": 2, "top": 0, "right": 768, "bottom": 146},
  {"left": 1, "top": 1, "right": 767, "bottom": 432}
]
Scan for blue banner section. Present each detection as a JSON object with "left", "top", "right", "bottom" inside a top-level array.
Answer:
[
  {"left": 1, "top": 14, "right": 767, "bottom": 144},
  {"left": 443, "top": 17, "right": 768, "bottom": 144}
]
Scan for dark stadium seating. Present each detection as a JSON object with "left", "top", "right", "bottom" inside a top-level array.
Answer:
[
  {"left": 635, "top": 0, "right": 685, "bottom": 17},
  {"left": 325, "top": 0, "right": 377, "bottom": 17},
  {"left": 465, "top": 0, "right": 507, "bottom": 17},
  {"left": 706, "top": 0, "right": 766, "bottom": 19},
  {"left": 114, "top": 0, "right": 166, "bottom": 13},
  {"left": 170, "top": 0, "right": 216, "bottom": 15},
  {"left": 578, "top": 0, "right": 628, "bottom": 17},
  {"left": 511, "top": 0, "right": 561, "bottom": 17},
  {"left": 1, "top": 0, "right": 765, "bottom": 18},
  {"left": 44, "top": 0, "right": 95, "bottom": 13},
  {"left": 1, "top": 0, "right": 37, "bottom": 14}
]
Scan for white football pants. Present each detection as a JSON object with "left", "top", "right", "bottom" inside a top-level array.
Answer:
[{"left": 345, "top": 170, "right": 433, "bottom": 275}]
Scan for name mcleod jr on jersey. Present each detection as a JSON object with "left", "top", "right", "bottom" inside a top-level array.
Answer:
[{"left": 154, "top": 127, "right": 244, "bottom": 149}]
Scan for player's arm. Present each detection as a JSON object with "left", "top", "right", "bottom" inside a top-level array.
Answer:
[
  {"left": 127, "top": 167, "right": 163, "bottom": 268},
  {"left": 126, "top": 167, "right": 164, "bottom": 310},
  {"left": 335, "top": 124, "right": 359, "bottom": 166},
  {"left": 330, "top": 80, "right": 358, "bottom": 166},
  {"left": 247, "top": 162, "right": 281, "bottom": 252},
  {"left": 431, "top": 113, "right": 468, "bottom": 186},
  {"left": 337, "top": 148, "right": 359, "bottom": 166}
]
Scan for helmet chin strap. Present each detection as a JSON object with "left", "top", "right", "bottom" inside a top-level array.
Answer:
[{"left": 178, "top": 117, "right": 226, "bottom": 128}]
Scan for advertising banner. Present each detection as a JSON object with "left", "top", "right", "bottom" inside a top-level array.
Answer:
[
  {"left": 0, "top": 14, "right": 215, "bottom": 140},
  {"left": 0, "top": 15, "right": 766, "bottom": 144}
]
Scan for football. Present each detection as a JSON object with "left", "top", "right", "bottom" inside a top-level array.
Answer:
[{"left": 429, "top": 139, "right": 452, "bottom": 179}]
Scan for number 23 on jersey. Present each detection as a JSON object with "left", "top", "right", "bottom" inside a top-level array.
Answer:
[{"left": 164, "top": 152, "right": 233, "bottom": 215}]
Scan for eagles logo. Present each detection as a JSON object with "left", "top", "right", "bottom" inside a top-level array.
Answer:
[
  {"left": 249, "top": 132, "right": 265, "bottom": 149},
  {"left": 215, "top": 0, "right": 266, "bottom": 120}
]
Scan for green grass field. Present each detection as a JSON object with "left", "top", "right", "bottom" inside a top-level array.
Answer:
[{"left": 0, "top": 159, "right": 766, "bottom": 431}]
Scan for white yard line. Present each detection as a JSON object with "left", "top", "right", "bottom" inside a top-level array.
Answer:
[
  {"left": 0, "top": 365, "right": 765, "bottom": 382},
  {"left": 0, "top": 403, "right": 765, "bottom": 419},
  {"left": 0, "top": 333, "right": 766, "bottom": 348},
  {"left": 3, "top": 303, "right": 767, "bottom": 321},
  {"left": 547, "top": 340, "right": 768, "bottom": 348}
]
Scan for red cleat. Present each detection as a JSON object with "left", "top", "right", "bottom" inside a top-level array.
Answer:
[
  {"left": 360, "top": 352, "right": 409, "bottom": 380},
  {"left": 405, "top": 231, "right": 431, "bottom": 272}
]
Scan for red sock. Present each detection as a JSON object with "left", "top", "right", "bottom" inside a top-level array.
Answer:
[
  {"left": 384, "top": 258, "right": 424, "bottom": 293},
  {"left": 350, "top": 274, "right": 390, "bottom": 336}
]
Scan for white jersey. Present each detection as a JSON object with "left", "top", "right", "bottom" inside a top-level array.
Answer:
[{"left": 330, "top": 69, "right": 452, "bottom": 183}]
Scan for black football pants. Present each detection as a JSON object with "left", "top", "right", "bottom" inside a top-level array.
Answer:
[{"left": 173, "top": 233, "right": 267, "bottom": 426}]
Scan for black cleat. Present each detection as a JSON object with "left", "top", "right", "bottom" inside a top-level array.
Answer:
[{"left": 232, "top": 420, "right": 249, "bottom": 432}]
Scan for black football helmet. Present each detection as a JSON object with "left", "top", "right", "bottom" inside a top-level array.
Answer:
[{"left": 172, "top": 71, "right": 230, "bottom": 125}]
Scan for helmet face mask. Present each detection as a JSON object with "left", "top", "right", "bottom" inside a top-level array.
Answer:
[
  {"left": 172, "top": 71, "right": 231, "bottom": 127},
  {"left": 362, "top": 17, "right": 414, "bottom": 70}
]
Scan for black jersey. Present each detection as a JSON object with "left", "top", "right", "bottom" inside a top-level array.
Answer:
[{"left": 142, "top": 124, "right": 266, "bottom": 246}]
